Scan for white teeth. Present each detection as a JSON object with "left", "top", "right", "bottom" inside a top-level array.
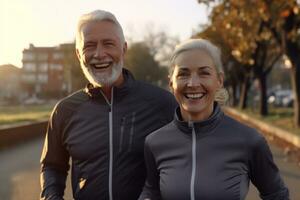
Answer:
[
  {"left": 186, "top": 93, "right": 204, "bottom": 99},
  {"left": 93, "top": 63, "right": 110, "bottom": 68}
]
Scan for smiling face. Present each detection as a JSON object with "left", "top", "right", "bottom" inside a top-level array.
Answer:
[
  {"left": 76, "top": 20, "right": 127, "bottom": 87},
  {"left": 170, "top": 49, "right": 223, "bottom": 122}
]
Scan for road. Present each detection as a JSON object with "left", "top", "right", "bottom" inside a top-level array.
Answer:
[{"left": 0, "top": 137, "right": 299, "bottom": 200}]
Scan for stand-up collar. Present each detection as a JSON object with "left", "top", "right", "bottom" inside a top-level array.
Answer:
[
  {"left": 84, "top": 68, "right": 135, "bottom": 99},
  {"left": 174, "top": 102, "right": 224, "bottom": 136}
]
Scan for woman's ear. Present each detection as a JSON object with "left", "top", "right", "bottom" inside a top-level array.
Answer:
[{"left": 218, "top": 72, "right": 224, "bottom": 88}]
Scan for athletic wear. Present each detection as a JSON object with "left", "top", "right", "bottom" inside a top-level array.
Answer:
[
  {"left": 139, "top": 103, "right": 289, "bottom": 200},
  {"left": 40, "top": 69, "right": 177, "bottom": 200}
]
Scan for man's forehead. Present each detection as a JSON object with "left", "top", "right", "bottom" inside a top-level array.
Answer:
[
  {"left": 80, "top": 21, "right": 120, "bottom": 41},
  {"left": 81, "top": 20, "right": 118, "bottom": 32}
]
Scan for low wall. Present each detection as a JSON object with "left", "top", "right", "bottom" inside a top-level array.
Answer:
[{"left": 0, "top": 121, "right": 47, "bottom": 149}]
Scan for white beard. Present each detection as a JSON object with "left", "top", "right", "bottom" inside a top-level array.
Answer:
[{"left": 80, "top": 59, "right": 123, "bottom": 87}]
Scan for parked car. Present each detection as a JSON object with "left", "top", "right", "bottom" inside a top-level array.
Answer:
[
  {"left": 268, "top": 89, "right": 294, "bottom": 107},
  {"left": 23, "top": 96, "right": 45, "bottom": 105}
]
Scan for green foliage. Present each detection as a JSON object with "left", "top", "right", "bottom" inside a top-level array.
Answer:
[{"left": 125, "top": 42, "right": 168, "bottom": 87}]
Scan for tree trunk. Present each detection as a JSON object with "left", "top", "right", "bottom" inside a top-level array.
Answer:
[
  {"left": 287, "top": 42, "right": 300, "bottom": 128},
  {"left": 258, "top": 74, "right": 268, "bottom": 116},
  {"left": 290, "top": 67, "right": 300, "bottom": 127},
  {"left": 239, "top": 77, "right": 250, "bottom": 109}
]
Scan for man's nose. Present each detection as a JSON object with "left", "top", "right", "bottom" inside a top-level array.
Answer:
[
  {"left": 93, "top": 44, "right": 106, "bottom": 59},
  {"left": 187, "top": 74, "right": 201, "bottom": 87}
]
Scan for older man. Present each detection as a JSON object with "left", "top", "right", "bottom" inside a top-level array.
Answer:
[{"left": 40, "top": 10, "right": 177, "bottom": 200}]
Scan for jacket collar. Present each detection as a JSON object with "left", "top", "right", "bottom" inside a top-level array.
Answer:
[
  {"left": 84, "top": 68, "right": 135, "bottom": 99},
  {"left": 174, "top": 102, "right": 223, "bottom": 136}
]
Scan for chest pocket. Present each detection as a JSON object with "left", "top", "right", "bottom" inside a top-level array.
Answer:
[{"left": 119, "top": 112, "right": 136, "bottom": 153}]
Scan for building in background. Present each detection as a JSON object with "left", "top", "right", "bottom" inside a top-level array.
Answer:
[
  {"left": 0, "top": 64, "right": 21, "bottom": 104},
  {"left": 21, "top": 43, "right": 83, "bottom": 98}
]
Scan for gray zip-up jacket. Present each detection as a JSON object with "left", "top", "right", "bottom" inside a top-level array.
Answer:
[
  {"left": 40, "top": 69, "right": 177, "bottom": 200},
  {"left": 139, "top": 104, "right": 289, "bottom": 200}
]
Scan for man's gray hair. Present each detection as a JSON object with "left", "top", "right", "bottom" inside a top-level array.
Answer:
[
  {"left": 170, "top": 38, "right": 228, "bottom": 105},
  {"left": 75, "top": 10, "right": 125, "bottom": 49}
]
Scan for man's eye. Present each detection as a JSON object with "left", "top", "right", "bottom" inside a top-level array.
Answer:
[
  {"left": 177, "top": 73, "right": 189, "bottom": 78},
  {"left": 104, "top": 42, "right": 115, "bottom": 46},
  {"left": 84, "top": 44, "right": 95, "bottom": 49}
]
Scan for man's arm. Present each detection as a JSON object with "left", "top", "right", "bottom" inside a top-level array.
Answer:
[{"left": 40, "top": 105, "right": 70, "bottom": 200}]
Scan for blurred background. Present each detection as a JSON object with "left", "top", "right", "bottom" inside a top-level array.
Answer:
[{"left": 0, "top": 0, "right": 300, "bottom": 199}]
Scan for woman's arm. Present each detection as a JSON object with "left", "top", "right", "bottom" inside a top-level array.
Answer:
[
  {"left": 139, "top": 140, "right": 161, "bottom": 200},
  {"left": 249, "top": 135, "right": 289, "bottom": 200}
]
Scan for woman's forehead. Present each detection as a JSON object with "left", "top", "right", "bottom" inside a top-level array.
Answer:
[{"left": 174, "top": 49, "right": 214, "bottom": 66}]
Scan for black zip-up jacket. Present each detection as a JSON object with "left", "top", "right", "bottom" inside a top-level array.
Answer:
[
  {"left": 139, "top": 104, "right": 289, "bottom": 200},
  {"left": 40, "top": 69, "right": 177, "bottom": 200}
]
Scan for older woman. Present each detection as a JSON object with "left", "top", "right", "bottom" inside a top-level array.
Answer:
[{"left": 139, "top": 39, "right": 289, "bottom": 200}]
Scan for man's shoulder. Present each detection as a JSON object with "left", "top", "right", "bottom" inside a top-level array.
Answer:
[
  {"left": 55, "top": 89, "right": 89, "bottom": 112},
  {"left": 134, "top": 80, "right": 175, "bottom": 102}
]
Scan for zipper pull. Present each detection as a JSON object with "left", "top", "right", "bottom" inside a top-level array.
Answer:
[{"left": 188, "top": 121, "right": 193, "bottom": 129}]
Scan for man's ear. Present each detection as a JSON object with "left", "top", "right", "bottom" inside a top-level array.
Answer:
[{"left": 123, "top": 42, "right": 128, "bottom": 55}]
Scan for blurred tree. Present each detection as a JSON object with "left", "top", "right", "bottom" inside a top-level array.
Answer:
[
  {"left": 197, "top": 0, "right": 284, "bottom": 116},
  {"left": 143, "top": 27, "right": 180, "bottom": 67},
  {"left": 260, "top": 0, "right": 300, "bottom": 126},
  {"left": 124, "top": 42, "right": 168, "bottom": 87},
  {"left": 60, "top": 43, "right": 87, "bottom": 93},
  {"left": 198, "top": 0, "right": 300, "bottom": 126}
]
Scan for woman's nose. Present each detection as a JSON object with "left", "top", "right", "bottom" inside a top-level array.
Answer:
[{"left": 187, "top": 74, "right": 201, "bottom": 87}]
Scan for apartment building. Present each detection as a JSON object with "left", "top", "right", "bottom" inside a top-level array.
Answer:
[{"left": 21, "top": 43, "right": 67, "bottom": 98}]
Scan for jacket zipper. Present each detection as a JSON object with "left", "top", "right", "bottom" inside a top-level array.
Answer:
[
  {"left": 109, "top": 88, "right": 114, "bottom": 200},
  {"left": 99, "top": 88, "right": 114, "bottom": 200},
  {"left": 189, "top": 122, "right": 196, "bottom": 200}
]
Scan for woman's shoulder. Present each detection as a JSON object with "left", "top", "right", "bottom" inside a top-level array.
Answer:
[
  {"left": 222, "top": 114, "right": 265, "bottom": 143},
  {"left": 145, "top": 121, "right": 177, "bottom": 145}
]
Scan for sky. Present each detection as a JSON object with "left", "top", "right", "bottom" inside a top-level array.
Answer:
[{"left": 0, "top": 0, "right": 209, "bottom": 68}]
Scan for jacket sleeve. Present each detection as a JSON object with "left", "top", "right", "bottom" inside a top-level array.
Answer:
[
  {"left": 249, "top": 135, "right": 289, "bottom": 200},
  {"left": 40, "top": 104, "right": 70, "bottom": 200},
  {"left": 138, "top": 140, "right": 161, "bottom": 200}
]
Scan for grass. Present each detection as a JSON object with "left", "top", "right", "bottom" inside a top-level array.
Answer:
[
  {"left": 237, "top": 106, "right": 300, "bottom": 136},
  {"left": 1, "top": 102, "right": 299, "bottom": 136},
  {"left": 0, "top": 104, "right": 54, "bottom": 126}
]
